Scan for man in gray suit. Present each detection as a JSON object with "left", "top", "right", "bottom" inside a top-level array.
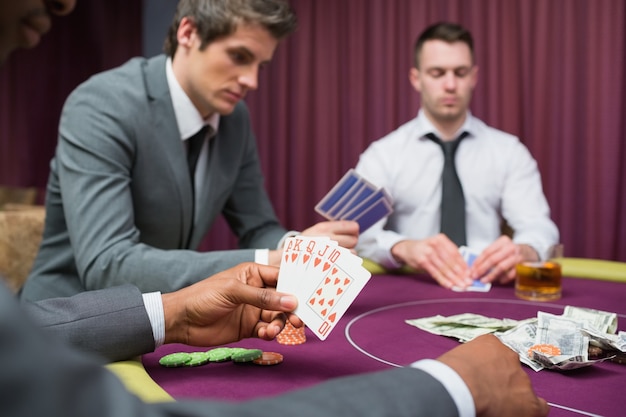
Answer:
[
  {"left": 20, "top": 0, "right": 359, "bottom": 302},
  {"left": 0, "top": 1, "right": 549, "bottom": 416}
]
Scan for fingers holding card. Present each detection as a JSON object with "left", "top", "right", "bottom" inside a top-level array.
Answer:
[{"left": 277, "top": 235, "right": 372, "bottom": 340}]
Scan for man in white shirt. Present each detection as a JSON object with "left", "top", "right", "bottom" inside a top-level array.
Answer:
[{"left": 355, "top": 22, "right": 559, "bottom": 290}]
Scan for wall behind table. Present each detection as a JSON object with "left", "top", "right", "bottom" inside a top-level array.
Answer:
[
  {"left": 0, "top": 0, "right": 142, "bottom": 203},
  {"left": 1, "top": 0, "right": 624, "bottom": 262}
]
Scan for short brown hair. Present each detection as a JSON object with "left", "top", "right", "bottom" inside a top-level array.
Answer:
[
  {"left": 164, "top": 0, "right": 297, "bottom": 57},
  {"left": 413, "top": 22, "right": 474, "bottom": 69}
]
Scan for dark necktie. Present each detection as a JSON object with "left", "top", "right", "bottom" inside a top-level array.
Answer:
[
  {"left": 187, "top": 126, "right": 209, "bottom": 191},
  {"left": 426, "top": 131, "right": 469, "bottom": 246},
  {"left": 185, "top": 126, "right": 208, "bottom": 248}
]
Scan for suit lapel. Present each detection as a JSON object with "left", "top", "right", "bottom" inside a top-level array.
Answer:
[{"left": 143, "top": 55, "right": 195, "bottom": 248}]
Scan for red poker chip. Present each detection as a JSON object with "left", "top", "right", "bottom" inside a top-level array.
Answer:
[
  {"left": 253, "top": 351, "right": 284, "bottom": 366},
  {"left": 276, "top": 339, "right": 305, "bottom": 345},
  {"left": 528, "top": 344, "right": 561, "bottom": 357},
  {"left": 276, "top": 323, "right": 306, "bottom": 345}
]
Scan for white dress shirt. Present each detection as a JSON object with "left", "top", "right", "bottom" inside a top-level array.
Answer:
[{"left": 355, "top": 110, "right": 559, "bottom": 268}]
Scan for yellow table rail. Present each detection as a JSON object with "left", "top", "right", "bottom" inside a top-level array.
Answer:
[
  {"left": 559, "top": 257, "right": 626, "bottom": 282},
  {"left": 362, "top": 257, "right": 626, "bottom": 283},
  {"left": 107, "top": 359, "right": 174, "bottom": 403}
]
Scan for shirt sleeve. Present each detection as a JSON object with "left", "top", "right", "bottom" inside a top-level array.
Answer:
[
  {"left": 142, "top": 292, "right": 165, "bottom": 348},
  {"left": 410, "top": 359, "right": 475, "bottom": 417},
  {"left": 254, "top": 249, "right": 270, "bottom": 265}
]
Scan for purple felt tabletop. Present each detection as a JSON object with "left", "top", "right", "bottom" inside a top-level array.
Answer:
[{"left": 143, "top": 274, "right": 626, "bottom": 417}]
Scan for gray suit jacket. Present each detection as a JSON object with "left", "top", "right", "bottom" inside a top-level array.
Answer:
[
  {"left": 22, "top": 284, "right": 154, "bottom": 362},
  {"left": 2, "top": 283, "right": 460, "bottom": 417},
  {"left": 21, "top": 55, "right": 287, "bottom": 301}
]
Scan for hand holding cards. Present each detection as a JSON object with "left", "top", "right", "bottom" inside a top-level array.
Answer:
[
  {"left": 315, "top": 169, "right": 393, "bottom": 233},
  {"left": 277, "top": 236, "right": 372, "bottom": 340}
]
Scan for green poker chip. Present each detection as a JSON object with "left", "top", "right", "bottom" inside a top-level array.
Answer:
[
  {"left": 159, "top": 352, "right": 192, "bottom": 367},
  {"left": 206, "top": 347, "right": 233, "bottom": 362},
  {"left": 184, "top": 351, "right": 210, "bottom": 367},
  {"left": 231, "top": 348, "right": 263, "bottom": 363}
]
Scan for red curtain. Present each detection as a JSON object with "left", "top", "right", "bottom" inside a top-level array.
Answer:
[
  {"left": 0, "top": 1, "right": 142, "bottom": 199},
  {"left": 1, "top": 0, "right": 625, "bottom": 261}
]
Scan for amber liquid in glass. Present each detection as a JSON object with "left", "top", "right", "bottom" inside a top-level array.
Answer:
[{"left": 515, "top": 261, "right": 562, "bottom": 301}]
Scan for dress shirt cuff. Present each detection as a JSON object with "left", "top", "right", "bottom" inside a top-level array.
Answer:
[
  {"left": 276, "top": 230, "right": 300, "bottom": 249},
  {"left": 378, "top": 233, "right": 411, "bottom": 269},
  {"left": 255, "top": 249, "right": 269, "bottom": 265},
  {"left": 410, "top": 359, "right": 475, "bottom": 417},
  {"left": 142, "top": 292, "right": 165, "bottom": 348}
]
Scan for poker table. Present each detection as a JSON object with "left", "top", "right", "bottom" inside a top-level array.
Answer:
[{"left": 141, "top": 273, "right": 626, "bottom": 417}]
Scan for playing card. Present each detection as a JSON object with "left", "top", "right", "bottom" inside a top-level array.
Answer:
[
  {"left": 325, "top": 181, "right": 369, "bottom": 219},
  {"left": 314, "top": 170, "right": 361, "bottom": 217},
  {"left": 343, "top": 189, "right": 393, "bottom": 231},
  {"left": 276, "top": 236, "right": 302, "bottom": 295},
  {"left": 277, "top": 236, "right": 372, "bottom": 341},
  {"left": 315, "top": 170, "right": 393, "bottom": 233},
  {"left": 331, "top": 178, "right": 378, "bottom": 219},
  {"left": 277, "top": 236, "right": 332, "bottom": 295},
  {"left": 296, "top": 253, "right": 371, "bottom": 340},
  {"left": 452, "top": 246, "right": 492, "bottom": 292}
]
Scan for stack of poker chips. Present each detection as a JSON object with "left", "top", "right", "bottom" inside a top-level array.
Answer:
[
  {"left": 159, "top": 347, "right": 283, "bottom": 367},
  {"left": 276, "top": 320, "right": 306, "bottom": 345}
]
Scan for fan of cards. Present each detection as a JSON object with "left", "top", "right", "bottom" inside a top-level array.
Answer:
[
  {"left": 277, "top": 236, "right": 372, "bottom": 341},
  {"left": 315, "top": 169, "right": 393, "bottom": 233}
]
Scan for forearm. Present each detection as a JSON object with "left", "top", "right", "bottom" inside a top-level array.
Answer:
[{"left": 83, "top": 245, "right": 255, "bottom": 293}]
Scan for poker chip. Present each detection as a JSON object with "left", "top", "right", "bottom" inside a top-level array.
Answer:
[
  {"left": 252, "top": 351, "right": 284, "bottom": 366},
  {"left": 231, "top": 348, "right": 263, "bottom": 363},
  {"left": 160, "top": 348, "right": 282, "bottom": 368},
  {"left": 527, "top": 344, "right": 561, "bottom": 357},
  {"left": 276, "top": 321, "right": 306, "bottom": 345},
  {"left": 206, "top": 347, "right": 233, "bottom": 362},
  {"left": 159, "top": 352, "right": 192, "bottom": 367},
  {"left": 227, "top": 347, "right": 249, "bottom": 357},
  {"left": 184, "top": 351, "right": 210, "bottom": 367}
]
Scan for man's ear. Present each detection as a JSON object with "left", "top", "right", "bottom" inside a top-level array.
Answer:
[
  {"left": 176, "top": 17, "right": 198, "bottom": 50},
  {"left": 409, "top": 67, "right": 422, "bottom": 93},
  {"left": 469, "top": 65, "right": 479, "bottom": 90}
]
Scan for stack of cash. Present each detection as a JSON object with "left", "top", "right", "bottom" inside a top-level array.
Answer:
[{"left": 406, "top": 306, "right": 626, "bottom": 371}]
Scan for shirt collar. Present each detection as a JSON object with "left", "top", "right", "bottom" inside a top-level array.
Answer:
[
  {"left": 166, "top": 57, "right": 219, "bottom": 141},
  {"left": 415, "top": 109, "right": 476, "bottom": 140}
]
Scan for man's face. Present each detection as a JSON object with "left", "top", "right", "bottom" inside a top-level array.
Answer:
[
  {"left": 0, "top": 0, "right": 76, "bottom": 65},
  {"left": 173, "top": 20, "right": 280, "bottom": 119},
  {"left": 409, "top": 39, "right": 478, "bottom": 127}
]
